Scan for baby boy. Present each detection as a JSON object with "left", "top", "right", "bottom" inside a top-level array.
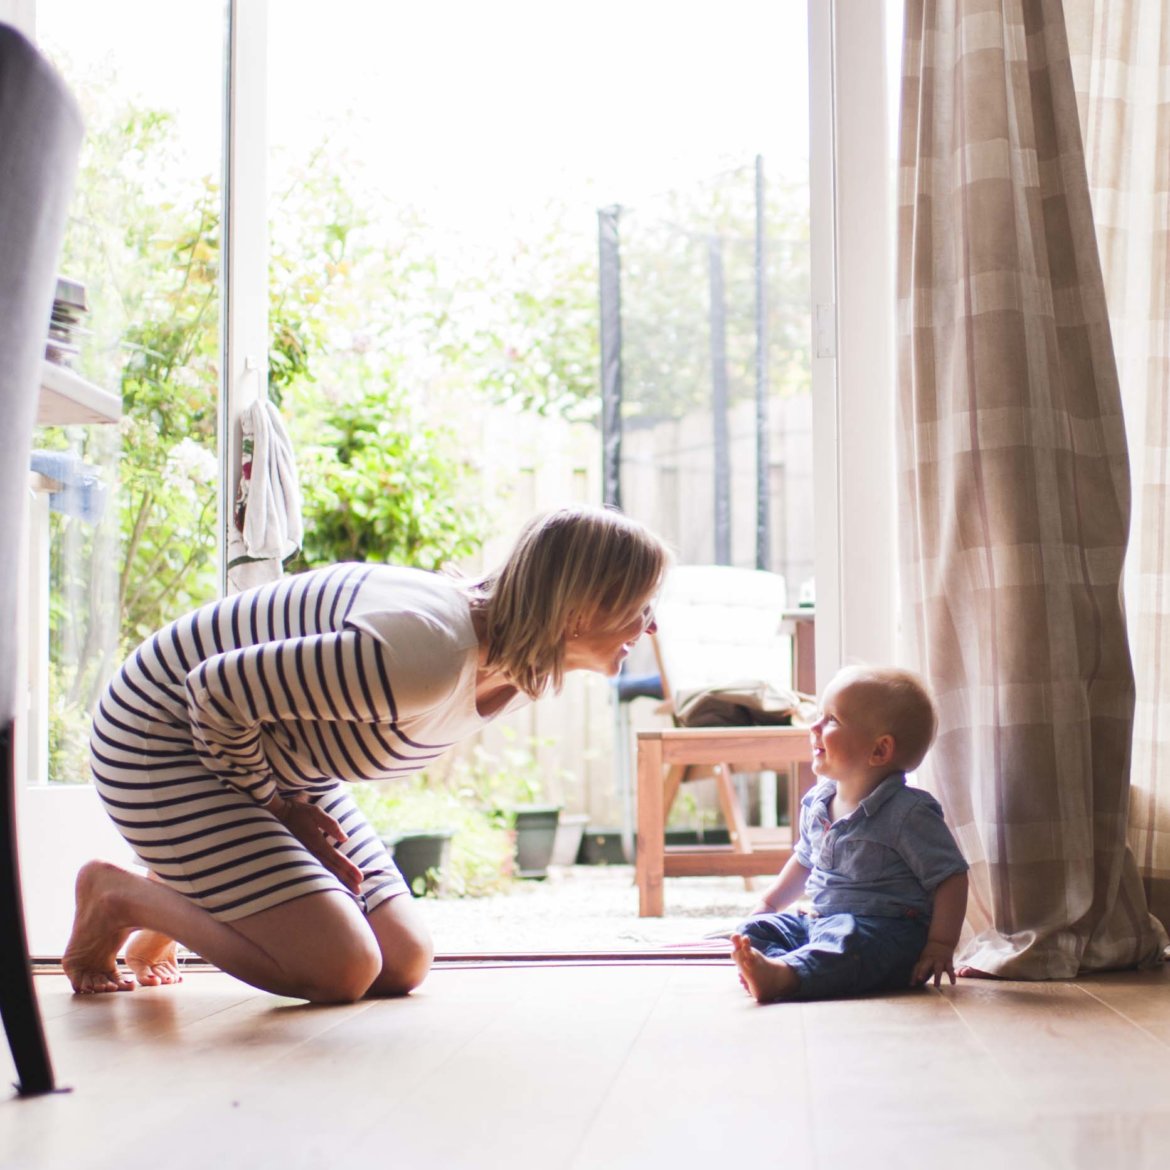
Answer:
[{"left": 732, "top": 665, "right": 969, "bottom": 1003}]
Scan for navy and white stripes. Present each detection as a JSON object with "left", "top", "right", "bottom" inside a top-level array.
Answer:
[{"left": 89, "top": 564, "right": 517, "bottom": 921}]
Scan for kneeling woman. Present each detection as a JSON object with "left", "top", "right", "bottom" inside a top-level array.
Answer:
[{"left": 65, "top": 506, "right": 667, "bottom": 1002}]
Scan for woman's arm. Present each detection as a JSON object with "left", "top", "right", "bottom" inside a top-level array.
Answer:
[
  {"left": 185, "top": 629, "right": 447, "bottom": 802},
  {"left": 262, "top": 792, "right": 362, "bottom": 892}
]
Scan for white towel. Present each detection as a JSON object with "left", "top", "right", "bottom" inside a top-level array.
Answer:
[{"left": 227, "top": 399, "right": 304, "bottom": 593}]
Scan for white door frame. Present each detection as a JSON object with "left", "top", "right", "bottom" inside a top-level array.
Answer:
[{"left": 809, "top": 0, "right": 896, "bottom": 687}]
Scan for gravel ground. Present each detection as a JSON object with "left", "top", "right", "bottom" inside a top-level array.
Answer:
[{"left": 419, "top": 864, "right": 757, "bottom": 953}]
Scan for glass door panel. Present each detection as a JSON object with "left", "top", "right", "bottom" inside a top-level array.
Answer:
[
  {"left": 21, "top": 0, "right": 227, "bottom": 953},
  {"left": 266, "top": 0, "right": 818, "bottom": 944}
]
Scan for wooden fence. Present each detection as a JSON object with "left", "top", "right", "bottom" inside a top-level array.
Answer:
[{"left": 449, "top": 392, "right": 814, "bottom": 835}]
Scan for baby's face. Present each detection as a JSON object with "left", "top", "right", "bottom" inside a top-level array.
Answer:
[{"left": 808, "top": 676, "right": 883, "bottom": 781}]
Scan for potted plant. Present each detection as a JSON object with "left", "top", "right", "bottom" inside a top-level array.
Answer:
[
  {"left": 551, "top": 810, "right": 590, "bottom": 867},
  {"left": 387, "top": 829, "right": 454, "bottom": 897},
  {"left": 354, "top": 772, "right": 515, "bottom": 898},
  {"left": 459, "top": 730, "right": 570, "bottom": 880},
  {"left": 509, "top": 805, "right": 562, "bottom": 878},
  {"left": 354, "top": 730, "right": 576, "bottom": 888}
]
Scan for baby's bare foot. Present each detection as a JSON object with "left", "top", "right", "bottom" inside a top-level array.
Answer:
[
  {"left": 956, "top": 966, "right": 1004, "bottom": 980},
  {"left": 62, "top": 861, "right": 136, "bottom": 994},
  {"left": 125, "top": 929, "right": 183, "bottom": 987},
  {"left": 731, "top": 933, "right": 800, "bottom": 1004}
]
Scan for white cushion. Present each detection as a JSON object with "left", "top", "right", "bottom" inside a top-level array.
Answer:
[{"left": 654, "top": 565, "right": 792, "bottom": 696}]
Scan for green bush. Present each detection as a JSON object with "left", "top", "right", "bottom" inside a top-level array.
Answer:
[
  {"left": 353, "top": 731, "right": 574, "bottom": 898},
  {"left": 292, "top": 378, "right": 487, "bottom": 571}
]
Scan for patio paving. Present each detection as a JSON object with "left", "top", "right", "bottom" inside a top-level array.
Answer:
[{"left": 420, "top": 864, "right": 757, "bottom": 954}]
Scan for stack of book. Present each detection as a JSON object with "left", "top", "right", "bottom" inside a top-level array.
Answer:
[{"left": 45, "top": 275, "right": 89, "bottom": 369}]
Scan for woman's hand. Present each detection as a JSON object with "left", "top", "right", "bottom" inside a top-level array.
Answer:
[{"left": 266, "top": 794, "right": 363, "bottom": 894}]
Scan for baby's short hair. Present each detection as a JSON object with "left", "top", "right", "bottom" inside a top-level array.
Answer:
[{"left": 836, "top": 664, "right": 938, "bottom": 772}]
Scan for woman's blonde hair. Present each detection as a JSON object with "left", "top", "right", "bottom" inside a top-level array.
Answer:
[{"left": 473, "top": 506, "right": 671, "bottom": 698}]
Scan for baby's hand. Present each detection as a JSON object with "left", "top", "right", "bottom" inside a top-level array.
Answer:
[{"left": 911, "top": 939, "right": 957, "bottom": 988}]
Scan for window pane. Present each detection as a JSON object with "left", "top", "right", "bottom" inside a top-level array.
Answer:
[
  {"left": 266, "top": 1, "right": 813, "bottom": 936},
  {"left": 35, "top": 1, "right": 226, "bottom": 783}
]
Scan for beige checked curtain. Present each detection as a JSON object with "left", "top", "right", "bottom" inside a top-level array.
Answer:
[
  {"left": 1065, "top": 1, "right": 1170, "bottom": 935},
  {"left": 896, "top": 0, "right": 1168, "bottom": 976}
]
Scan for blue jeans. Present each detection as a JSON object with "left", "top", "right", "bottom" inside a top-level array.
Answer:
[{"left": 736, "top": 910, "right": 929, "bottom": 1001}]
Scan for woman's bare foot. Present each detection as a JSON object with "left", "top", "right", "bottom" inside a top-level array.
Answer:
[
  {"left": 956, "top": 966, "right": 1005, "bottom": 980},
  {"left": 731, "top": 933, "right": 800, "bottom": 1003},
  {"left": 125, "top": 930, "right": 183, "bottom": 987},
  {"left": 62, "top": 861, "right": 137, "bottom": 994}
]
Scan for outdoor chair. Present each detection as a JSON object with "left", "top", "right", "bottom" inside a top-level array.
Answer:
[
  {"left": 634, "top": 565, "right": 815, "bottom": 916},
  {"left": 0, "top": 22, "right": 84, "bottom": 1095}
]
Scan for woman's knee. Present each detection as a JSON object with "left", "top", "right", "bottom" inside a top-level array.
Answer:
[
  {"left": 241, "top": 893, "right": 384, "bottom": 1003},
  {"left": 372, "top": 933, "right": 434, "bottom": 997},
  {"left": 366, "top": 894, "right": 435, "bottom": 997},
  {"left": 295, "top": 930, "right": 384, "bottom": 1003}
]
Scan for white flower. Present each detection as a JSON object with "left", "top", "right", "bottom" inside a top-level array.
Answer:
[{"left": 164, "top": 437, "right": 217, "bottom": 488}]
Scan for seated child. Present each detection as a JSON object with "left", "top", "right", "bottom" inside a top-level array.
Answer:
[{"left": 732, "top": 664, "right": 968, "bottom": 1004}]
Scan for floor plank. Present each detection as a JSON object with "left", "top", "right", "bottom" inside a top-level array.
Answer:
[
  {"left": 2, "top": 977, "right": 375, "bottom": 1169},
  {"left": 944, "top": 974, "right": 1170, "bottom": 1169},
  {"left": 575, "top": 967, "right": 814, "bottom": 1169},
  {"left": 1077, "top": 969, "right": 1170, "bottom": 1047}
]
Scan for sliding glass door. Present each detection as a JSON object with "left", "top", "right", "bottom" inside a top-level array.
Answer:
[{"left": 20, "top": 0, "right": 228, "bottom": 953}]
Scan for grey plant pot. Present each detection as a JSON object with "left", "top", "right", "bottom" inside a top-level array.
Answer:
[
  {"left": 385, "top": 830, "right": 453, "bottom": 897},
  {"left": 511, "top": 805, "right": 561, "bottom": 879},
  {"left": 550, "top": 811, "right": 590, "bottom": 867}
]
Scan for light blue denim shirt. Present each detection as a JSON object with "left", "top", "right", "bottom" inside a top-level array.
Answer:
[{"left": 794, "top": 772, "right": 968, "bottom": 918}]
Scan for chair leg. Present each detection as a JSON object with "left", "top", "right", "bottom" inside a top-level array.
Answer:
[
  {"left": 662, "top": 764, "right": 687, "bottom": 820},
  {"left": 0, "top": 726, "right": 58, "bottom": 1096},
  {"left": 713, "top": 763, "right": 755, "bottom": 892}
]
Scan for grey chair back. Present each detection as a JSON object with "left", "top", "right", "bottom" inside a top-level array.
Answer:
[{"left": 0, "top": 21, "right": 84, "bottom": 1097}]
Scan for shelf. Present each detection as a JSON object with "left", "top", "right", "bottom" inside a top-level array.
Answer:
[{"left": 38, "top": 360, "right": 121, "bottom": 426}]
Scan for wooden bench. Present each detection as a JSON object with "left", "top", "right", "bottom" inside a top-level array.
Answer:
[{"left": 635, "top": 725, "right": 813, "bottom": 917}]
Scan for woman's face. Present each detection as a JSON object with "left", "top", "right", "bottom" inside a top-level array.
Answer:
[{"left": 562, "top": 600, "right": 658, "bottom": 677}]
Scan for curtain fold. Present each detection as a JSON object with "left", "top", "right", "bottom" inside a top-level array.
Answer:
[
  {"left": 1065, "top": 0, "right": 1170, "bottom": 932},
  {"left": 896, "top": 0, "right": 1168, "bottom": 976}
]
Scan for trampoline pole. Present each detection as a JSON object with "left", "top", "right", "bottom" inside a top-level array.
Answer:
[{"left": 755, "top": 153, "right": 771, "bottom": 571}]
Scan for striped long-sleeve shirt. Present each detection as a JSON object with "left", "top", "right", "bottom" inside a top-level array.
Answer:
[{"left": 95, "top": 562, "right": 526, "bottom": 803}]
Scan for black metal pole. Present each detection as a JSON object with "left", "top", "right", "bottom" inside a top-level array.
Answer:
[
  {"left": 754, "top": 154, "right": 771, "bottom": 570},
  {"left": 597, "top": 205, "right": 623, "bottom": 511},
  {"left": 709, "top": 234, "right": 731, "bottom": 565}
]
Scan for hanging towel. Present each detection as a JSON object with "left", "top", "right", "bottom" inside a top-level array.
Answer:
[{"left": 227, "top": 399, "right": 304, "bottom": 593}]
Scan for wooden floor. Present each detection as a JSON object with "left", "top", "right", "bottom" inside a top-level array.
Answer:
[{"left": 2, "top": 960, "right": 1169, "bottom": 1170}]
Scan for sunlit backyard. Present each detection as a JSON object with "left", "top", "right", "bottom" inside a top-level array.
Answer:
[{"left": 31, "top": 1, "right": 816, "bottom": 938}]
